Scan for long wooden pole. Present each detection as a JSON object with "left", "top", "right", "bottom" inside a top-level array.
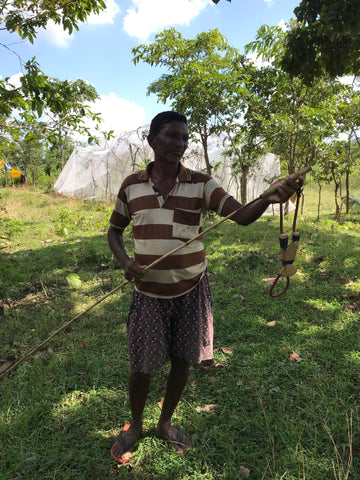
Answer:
[{"left": 0, "top": 166, "right": 311, "bottom": 380}]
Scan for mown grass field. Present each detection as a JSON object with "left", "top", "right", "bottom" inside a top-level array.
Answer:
[{"left": 0, "top": 183, "right": 360, "bottom": 480}]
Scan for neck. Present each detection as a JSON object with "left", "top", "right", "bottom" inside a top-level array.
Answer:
[{"left": 151, "top": 160, "right": 180, "bottom": 180}]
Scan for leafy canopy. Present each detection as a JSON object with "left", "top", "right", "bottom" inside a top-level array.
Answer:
[
  {"left": 282, "top": 0, "right": 360, "bottom": 83},
  {"left": 2, "top": 0, "right": 107, "bottom": 43},
  {"left": 0, "top": 0, "right": 107, "bottom": 144}
]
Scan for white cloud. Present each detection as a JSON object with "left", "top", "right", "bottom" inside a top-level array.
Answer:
[
  {"left": 277, "top": 19, "right": 287, "bottom": 31},
  {"left": 37, "top": 21, "right": 72, "bottom": 48},
  {"left": 5, "top": 73, "right": 23, "bottom": 89},
  {"left": 123, "top": 0, "right": 210, "bottom": 41},
  {"left": 36, "top": 1, "right": 120, "bottom": 47},
  {"left": 4, "top": 74, "right": 145, "bottom": 139},
  {"left": 86, "top": 0, "right": 121, "bottom": 24},
  {"left": 86, "top": 92, "right": 147, "bottom": 138},
  {"left": 246, "top": 51, "right": 272, "bottom": 69}
]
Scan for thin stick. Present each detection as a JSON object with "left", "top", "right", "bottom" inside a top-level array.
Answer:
[{"left": 0, "top": 166, "right": 311, "bottom": 380}]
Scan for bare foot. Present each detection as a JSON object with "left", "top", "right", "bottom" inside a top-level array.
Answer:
[
  {"left": 157, "top": 422, "right": 191, "bottom": 454},
  {"left": 111, "top": 423, "right": 141, "bottom": 463}
]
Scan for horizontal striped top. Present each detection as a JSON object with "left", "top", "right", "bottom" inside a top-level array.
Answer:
[{"left": 109, "top": 161, "right": 231, "bottom": 298}]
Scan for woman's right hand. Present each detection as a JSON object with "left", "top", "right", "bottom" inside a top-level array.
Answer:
[{"left": 124, "top": 258, "right": 146, "bottom": 283}]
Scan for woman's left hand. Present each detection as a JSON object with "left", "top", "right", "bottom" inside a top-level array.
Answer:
[{"left": 266, "top": 175, "right": 304, "bottom": 204}]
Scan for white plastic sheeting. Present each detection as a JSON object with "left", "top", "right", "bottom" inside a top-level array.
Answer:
[
  {"left": 54, "top": 127, "right": 281, "bottom": 207},
  {"left": 54, "top": 128, "right": 151, "bottom": 201}
]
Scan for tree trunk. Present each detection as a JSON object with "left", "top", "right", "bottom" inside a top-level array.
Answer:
[
  {"left": 200, "top": 130, "right": 212, "bottom": 176},
  {"left": 317, "top": 182, "right": 322, "bottom": 221},
  {"left": 300, "top": 191, "right": 305, "bottom": 215},
  {"left": 331, "top": 164, "right": 341, "bottom": 221},
  {"left": 346, "top": 135, "right": 351, "bottom": 214},
  {"left": 345, "top": 167, "right": 350, "bottom": 214},
  {"left": 240, "top": 164, "right": 249, "bottom": 204},
  {"left": 334, "top": 181, "right": 341, "bottom": 221}
]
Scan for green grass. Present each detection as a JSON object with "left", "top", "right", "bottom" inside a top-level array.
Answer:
[{"left": 1, "top": 185, "right": 360, "bottom": 479}]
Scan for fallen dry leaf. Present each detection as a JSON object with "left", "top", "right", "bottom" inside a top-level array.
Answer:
[
  {"left": 0, "top": 359, "right": 14, "bottom": 375},
  {"left": 238, "top": 466, "right": 250, "bottom": 476},
  {"left": 342, "top": 293, "right": 360, "bottom": 311},
  {"left": 267, "top": 320, "right": 276, "bottom": 327},
  {"left": 232, "top": 293, "right": 245, "bottom": 301},
  {"left": 289, "top": 350, "right": 300, "bottom": 362},
  {"left": 214, "top": 360, "right": 228, "bottom": 367},
  {"left": 220, "top": 346, "right": 233, "bottom": 354},
  {"left": 157, "top": 397, "right": 164, "bottom": 410},
  {"left": 197, "top": 359, "right": 216, "bottom": 371},
  {"left": 344, "top": 302, "right": 360, "bottom": 311},
  {"left": 195, "top": 404, "right": 219, "bottom": 413}
]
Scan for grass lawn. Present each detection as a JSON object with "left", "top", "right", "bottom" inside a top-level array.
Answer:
[{"left": 0, "top": 184, "right": 360, "bottom": 479}]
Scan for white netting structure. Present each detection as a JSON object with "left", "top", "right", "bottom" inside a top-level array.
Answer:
[
  {"left": 54, "top": 128, "right": 152, "bottom": 201},
  {"left": 54, "top": 126, "right": 281, "bottom": 208}
]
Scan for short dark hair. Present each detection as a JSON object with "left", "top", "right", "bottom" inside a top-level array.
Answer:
[{"left": 149, "top": 111, "right": 187, "bottom": 136}]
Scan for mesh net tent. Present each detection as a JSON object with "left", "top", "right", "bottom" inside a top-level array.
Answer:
[
  {"left": 54, "top": 126, "right": 281, "bottom": 209},
  {"left": 341, "top": 195, "right": 360, "bottom": 212},
  {"left": 54, "top": 128, "right": 151, "bottom": 201}
]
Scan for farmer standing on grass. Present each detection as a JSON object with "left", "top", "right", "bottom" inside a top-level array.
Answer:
[{"left": 107, "top": 111, "right": 303, "bottom": 463}]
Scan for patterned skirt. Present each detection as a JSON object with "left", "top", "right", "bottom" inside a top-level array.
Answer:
[{"left": 126, "top": 273, "right": 213, "bottom": 374}]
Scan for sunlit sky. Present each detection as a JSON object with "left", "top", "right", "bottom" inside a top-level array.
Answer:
[{"left": 2, "top": 0, "right": 300, "bottom": 139}]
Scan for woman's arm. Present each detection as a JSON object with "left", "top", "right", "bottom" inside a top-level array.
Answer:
[{"left": 107, "top": 226, "right": 145, "bottom": 282}]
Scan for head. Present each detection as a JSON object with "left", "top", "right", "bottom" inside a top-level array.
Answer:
[
  {"left": 148, "top": 111, "right": 187, "bottom": 137},
  {"left": 147, "top": 111, "right": 189, "bottom": 166}
]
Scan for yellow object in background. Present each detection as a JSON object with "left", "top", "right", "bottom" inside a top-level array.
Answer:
[{"left": 1, "top": 160, "right": 22, "bottom": 178}]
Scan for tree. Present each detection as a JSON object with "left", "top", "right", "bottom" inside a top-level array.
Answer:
[
  {"left": 132, "top": 28, "right": 245, "bottom": 177},
  {"left": 212, "top": 0, "right": 360, "bottom": 84},
  {"left": 332, "top": 80, "right": 360, "bottom": 213},
  {"left": 279, "top": 0, "right": 360, "bottom": 83},
  {"left": 2, "top": 0, "right": 106, "bottom": 43},
  {"left": 246, "top": 25, "right": 340, "bottom": 176},
  {"left": 0, "top": 1, "right": 107, "bottom": 142},
  {"left": 322, "top": 141, "right": 349, "bottom": 220},
  {"left": 219, "top": 64, "right": 271, "bottom": 203}
]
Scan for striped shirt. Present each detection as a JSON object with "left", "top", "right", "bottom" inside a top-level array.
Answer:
[{"left": 109, "top": 161, "right": 231, "bottom": 298}]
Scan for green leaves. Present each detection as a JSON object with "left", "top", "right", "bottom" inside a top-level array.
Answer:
[
  {"left": 1, "top": 2, "right": 107, "bottom": 147},
  {"left": 3, "top": 1, "right": 107, "bottom": 43},
  {"left": 282, "top": 0, "right": 360, "bottom": 82},
  {"left": 66, "top": 274, "right": 82, "bottom": 289},
  {"left": 132, "top": 28, "right": 246, "bottom": 176},
  {"left": 1, "top": 57, "right": 103, "bottom": 149}
]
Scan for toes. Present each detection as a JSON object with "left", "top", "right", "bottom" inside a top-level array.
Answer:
[{"left": 111, "top": 424, "right": 139, "bottom": 462}]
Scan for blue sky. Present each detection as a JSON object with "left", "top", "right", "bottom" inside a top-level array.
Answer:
[{"left": 2, "top": 0, "right": 300, "bottom": 140}]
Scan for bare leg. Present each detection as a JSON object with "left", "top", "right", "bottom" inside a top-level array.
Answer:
[
  {"left": 111, "top": 371, "right": 150, "bottom": 459},
  {"left": 129, "top": 371, "right": 151, "bottom": 432},
  {"left": 157, "top": 357, "right": 191, "bottom": 451}
]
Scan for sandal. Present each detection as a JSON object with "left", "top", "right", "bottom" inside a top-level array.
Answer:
[
  {"left": 162, "top": 428, "right": 191, "bottom": 454},
  {"left": 110, "top": 423, "right": 139, "bottom": 464}
]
